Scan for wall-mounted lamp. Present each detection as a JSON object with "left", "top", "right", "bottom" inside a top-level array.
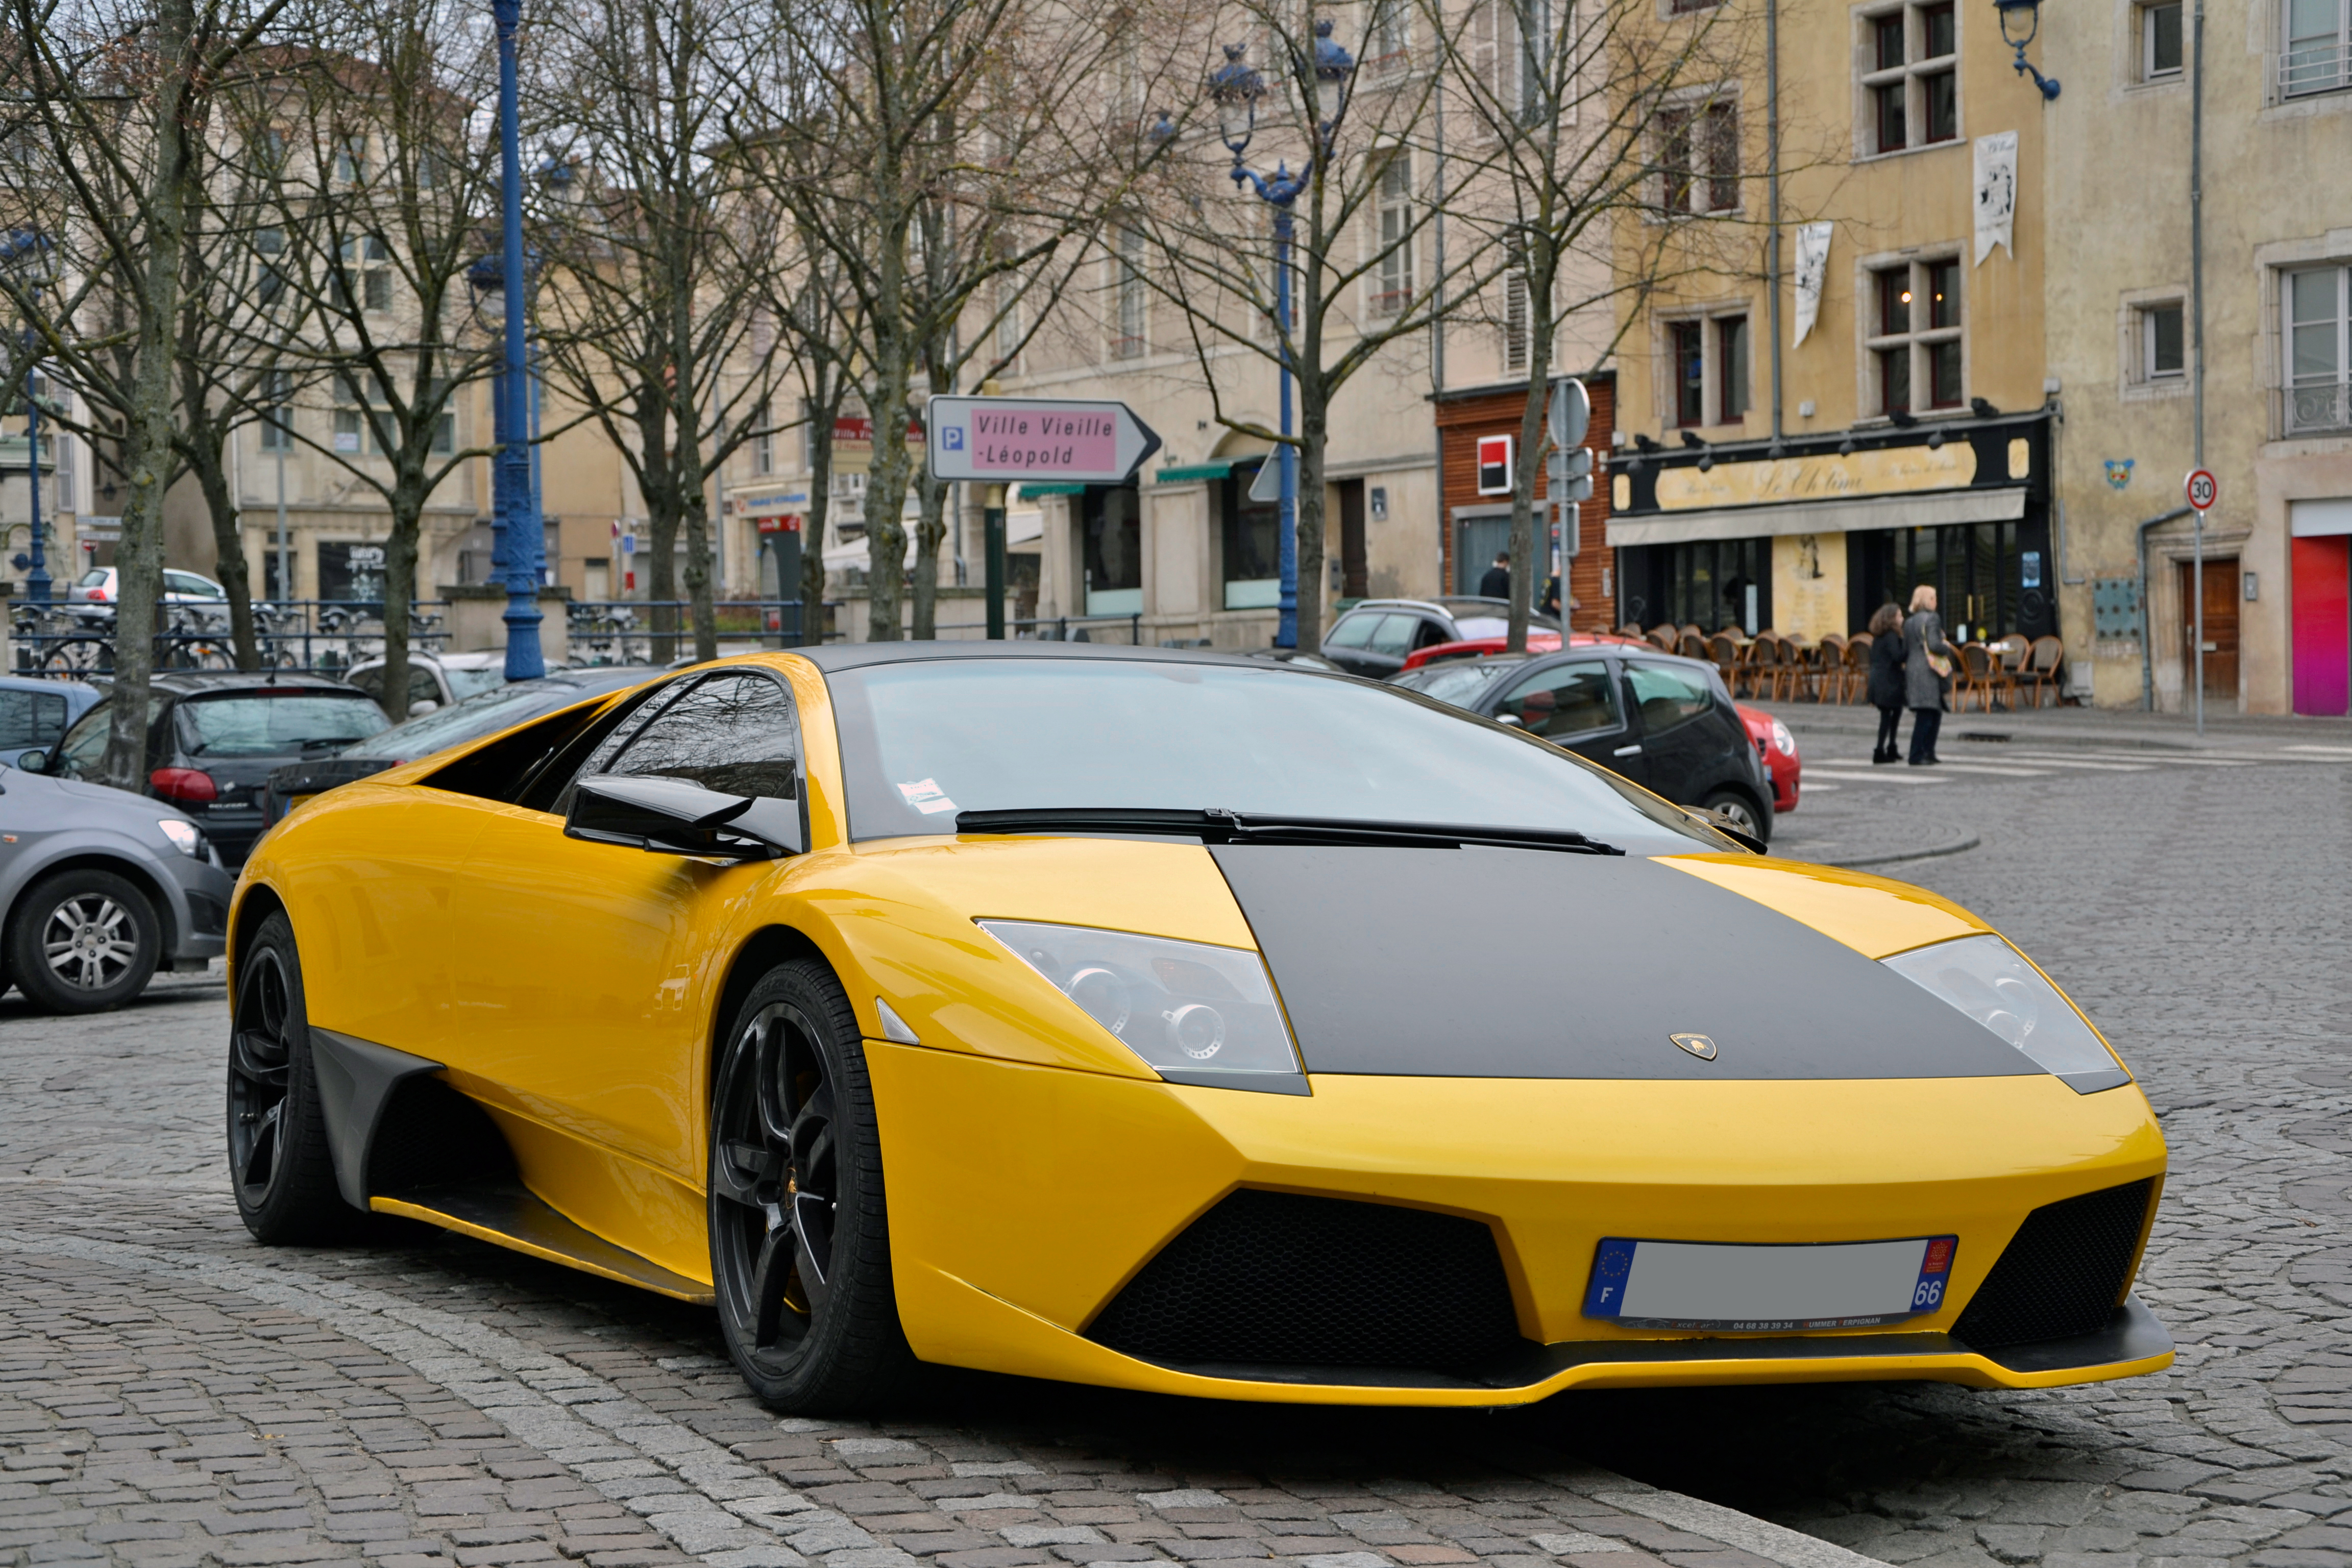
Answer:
[{"left": 1993, "top": 0, "right": 2061, "bottom": 98}]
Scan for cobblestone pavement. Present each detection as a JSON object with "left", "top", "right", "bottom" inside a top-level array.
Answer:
[{"left": 0, "top": 748, "right": 2344, "bottom": 1568}]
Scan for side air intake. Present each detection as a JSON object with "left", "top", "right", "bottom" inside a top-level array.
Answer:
[{"left": 1954, "top": 1179, "right": 2156, "bottom": 1350}]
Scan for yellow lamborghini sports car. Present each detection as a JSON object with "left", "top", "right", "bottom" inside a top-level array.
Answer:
[{"left": 225, "top": 643, "right": 2169, "bottom": 1414}]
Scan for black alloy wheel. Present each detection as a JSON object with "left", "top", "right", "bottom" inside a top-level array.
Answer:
[
  {"left": 7, "top": 868, "right": 160, "bottom": 1013},
  {"left": 226, "top": 912, "right": 352, "bottom": 1243},
  {"left": 709, "top": 959, "right": 915, "bottom": 1413}
]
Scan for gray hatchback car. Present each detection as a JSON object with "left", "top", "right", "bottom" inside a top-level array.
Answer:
[{"left": 0, "top": 758, "right": 235, "bottom": 1012}]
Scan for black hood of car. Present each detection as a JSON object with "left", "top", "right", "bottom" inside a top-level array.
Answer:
[{"left": 1209, "top": 845, "right": 2036, "bottom": 1081}]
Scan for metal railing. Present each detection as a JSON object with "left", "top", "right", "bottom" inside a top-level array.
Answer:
[
  {"left": 7, "top": 599, "right": 450, "bottom": 680},
  {"left": 2284, "top": 379, "right": 2352, "bottom": 436},
  {"left": 564, "top": 600, "right": 833, "bottom": 666},
  {"left": 928, "top": 612, "right": 1146, "bottom": 644},
  {"left": 2280, "top": 39, "right": 2350, "bottom": 96}
]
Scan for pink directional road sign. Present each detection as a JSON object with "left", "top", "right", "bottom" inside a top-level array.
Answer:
[{"left": 926, "top": 396, "right": 1162, "bottom": 485}]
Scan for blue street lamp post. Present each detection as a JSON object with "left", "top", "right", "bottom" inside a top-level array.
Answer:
[
  {"left": 1207, "top": 23, "right": 1354, "bottom": 649},
  {"left": 491, "top": 0, "right": 545, "bottom": 679},
  {"left": 1, "top": 229, "right": 53, "bottom": 604}
]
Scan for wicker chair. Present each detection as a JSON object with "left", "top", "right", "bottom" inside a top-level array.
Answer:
[
  {"left": 1707, "top": 631, "right": 1742, "bottom": 689},
  {"left": 1649, "top": 625, "right": 1679, "bottom": 652},
  {"left": 1839, "top": 633, "right": 1872, "bottom": 704},
  {"left": 1678, "top": 631, "right": 1710, "bottom": 662},
  {"left": 2021, "top": 634, "right": 2066, "bottom": 707},
  {"left": 1746, "top": 635, "right": 1784, "bottom": 701}
]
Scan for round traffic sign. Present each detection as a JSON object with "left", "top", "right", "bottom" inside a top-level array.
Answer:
[{"left": 2186, "top": 468, "right": 2218, "bottom": 512}]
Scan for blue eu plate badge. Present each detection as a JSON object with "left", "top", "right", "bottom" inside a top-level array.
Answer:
[{"left": 1582, "top": 1234, "right": 1958, "bottom": 1331}]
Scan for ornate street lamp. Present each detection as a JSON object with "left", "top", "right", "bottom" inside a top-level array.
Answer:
[
  {"left": 1206, "top": 20, "right": 1355, "bottom": 648},
  {"left": 1993, "top": 0, "right": 2061, "bottom": 98},
  {"left": 488, "top": 0, "right": 545, "bottom": 678}
]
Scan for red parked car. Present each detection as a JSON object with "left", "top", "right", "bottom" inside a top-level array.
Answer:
[{"left": 1399, "top": 634, "right": 1801, "bottom": 817}]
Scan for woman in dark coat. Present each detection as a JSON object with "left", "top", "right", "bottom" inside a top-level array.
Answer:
[
  {"left": 1866, "top": 602, "right": 1907, "bottom": 763},
  {"left": 1902, "top": 585, "right": 1961, "bottom": 766}
]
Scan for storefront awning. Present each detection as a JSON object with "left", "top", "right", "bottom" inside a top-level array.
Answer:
[
  {"left": 1154, "top": 461, "right": 1237, "bottom": 484},
  {"left": 1016, "top": 481, "right": 1086, "bottom": 499},
  {"left": 1606, "top": 485, "right": 2025, "bottom": 548}
]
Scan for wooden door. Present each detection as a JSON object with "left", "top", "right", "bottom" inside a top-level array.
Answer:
[{"left": 2179, "top": 557, "right": 2241, "bottom": 698}]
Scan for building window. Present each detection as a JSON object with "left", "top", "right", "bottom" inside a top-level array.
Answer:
[
  {"left": 1366, "top": 0, "right": 1412, "bottom": 75},
  {"left": 2284, "top": 0, "right": 2350, "bottom": 94},
  {"left": 1222, "top": 464, "right": 1281, "bottom": 609},
  {"left": 2286, "top": 264, "right": 2350, "bottom": 433},
  {"left": 1717, "top": 315, "right": 1749, "bottom": 422},
  {"left": 259, "top": 370, "right": 294, "bottom": 450},
  {"left": 994, "top": 272, "right": 1023, "bottom": 364},
  {"left": 336, "top": 236, "right": 393, "bottom": 314},
  {"left": 1503, "top": 264, "right": 1532, "bottom": 372},
  {"left": 1664, "top": 314, "right": 1748, "bottom": 428},
  {"left": 1860, "top": 1, "right": 1957, "bottom": 154},
  {"left": 2139, "top": 301, "right": 2186, "bottom": 380},
  {"left": 1083, "top": 483, "right": 1142, "bottom": 616},
  {"left": 1111, "top": 227, "right": 1145, "bottom": 359},
  {"left": 752, "top": 420, "right": 775, "bottom": 477},
  {"left": 334, "top": 135, "right": 366, "bottom": 184},
  {"left": 2142, "top": 0, "right": 2183, "bottom": 78},
  {"left": 1371, "top": 151, "right": 1414, "bottom": 316},
  {"left": 1867, "top": 257, "right": 1963, "bottom": 415},
  {"left": 1658, "top": 99, "right": 1738, "bottom": 214}
]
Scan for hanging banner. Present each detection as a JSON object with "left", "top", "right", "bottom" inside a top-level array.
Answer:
[
  {"left": 1973, "top": 131, "right": 2018, "bottom": 264},
  {"left": 1792, "top": 222, "right": 1833, "bottom": 348}
]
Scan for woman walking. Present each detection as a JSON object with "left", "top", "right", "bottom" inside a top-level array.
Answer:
[
  {"left": 1866, "top": 602, "right": 1907, "bottom": 763},
  {"left": 1902, "top": 585, "right": 1960, "bottom": 766}
]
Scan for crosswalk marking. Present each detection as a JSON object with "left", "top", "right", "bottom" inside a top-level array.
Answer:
[
  {"left": 1909, "top": 762, "right": 2053, "bottom": 777},
  {"left": 1798, "top": 738, "right": 2352, "bottom": 791},
  {"left": 1806, "top": 768, "right": 1949, "bottom": 784},
  {"left": 1966, "top": 754, "right": 2150, "bottom": 771},
  {"left": 2285, "top": 744, "right": 2352, "bottom": 756}
]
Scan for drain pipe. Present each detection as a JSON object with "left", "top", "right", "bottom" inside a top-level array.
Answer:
[{"left": 2139, "top": 503, "right": 2191, "bottom": 711}]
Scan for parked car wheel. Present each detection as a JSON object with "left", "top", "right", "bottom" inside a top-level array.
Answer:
[
  {"left": 1702, "top": 787, "right": 1769, "bottom": 845},
  {"left": 7, "top": 867, "right": 160, "bottom": 1013},
  {"left": 708, "top": 959, "right": 916, "bottom": 1414},
  {"left": 227, "top": 912, "right": 354, "bottom": 1244}
]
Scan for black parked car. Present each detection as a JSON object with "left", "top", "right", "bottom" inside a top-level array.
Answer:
[
  {"left": 1320, "top": 597, "right": 1561, "bottom": 680},
  {"left": 260, "top": 665, "right": 658, "bottom": 829},
  {"left": 39, "top": 673, "right": 390, "bottom": 867},
  {"left": 1390, "top": 645, "right": 1775, "bottom": 843}
]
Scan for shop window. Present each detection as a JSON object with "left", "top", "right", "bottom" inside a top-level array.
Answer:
[
  {"left": 2141, "top": 0, "right": 2183, "bottom": 78},
  {"left": 1084, "top": 483, "right": 1142, "bottom": 616},
  {"left": 2286, "top": 265, "right": 2351, "bottom": 434},
  {"left": 2139, "top": 301, "right": 2186, "bottom": 381},
  {"left": 1222, "top": 464, "right": 1281, "bottom": 609},
  {"left": 317, "top": 540, "right": 388, "bottom": 606},
  {"left": 1630, "top": 537, "right": 1769, "bottom": 633},
  {"left": 1860, "top": 1, "right": 1958, "bottom": 154},
  {"left": 1867, "top": 257, "right": 1963, "bottom": 416}
]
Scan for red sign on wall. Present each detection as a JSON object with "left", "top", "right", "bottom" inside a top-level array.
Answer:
[
  {"left": 754, "top": 514, "right": 800, "bottom": 534},
  {"left": 1476, "top": 435, "right": 1514, "bottom": 496}
]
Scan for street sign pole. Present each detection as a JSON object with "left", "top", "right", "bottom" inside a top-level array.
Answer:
[
  {"left": 985, "top": 483, "right": 1007, "bottom": 640},
  {"left": 2185, "top": 468, "right": 2217, "bottom": 737}
]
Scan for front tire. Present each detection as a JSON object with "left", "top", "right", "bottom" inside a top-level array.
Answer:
[
  {"left": 1702, "top": 787, "right": 1770, "bottom": 846},
  {"left": 708, "top": 958, "right": 915, "bottom": 1414},
  {"left": 8, "top": 868, "right": 160, "bottom": 1013},
  {"left": 227, "top": 912, "right": 354, "bottom": 1244}
]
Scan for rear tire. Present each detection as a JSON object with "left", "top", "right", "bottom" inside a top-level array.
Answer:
[
  {"left": 8, "top": 868, "right": 160, "bottom": 1013},
  {"left": 227, "top": 912, "right": 355, "bottom": 1244},
  {"left": 708, "top": 958, "right": 917, "bottom": 1414}
]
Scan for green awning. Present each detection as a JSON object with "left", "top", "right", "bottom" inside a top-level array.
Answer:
[
  {"left": 1154, "top": 461, "right": 1238, "bottom": 484},
  {"left": 1016, "top": 481, "right": 1087, "bottom": 499}
]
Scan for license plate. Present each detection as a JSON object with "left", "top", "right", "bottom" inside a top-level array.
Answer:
[{"left": 1582, "top": 1234, "right": 1957, "bottom": 1331}]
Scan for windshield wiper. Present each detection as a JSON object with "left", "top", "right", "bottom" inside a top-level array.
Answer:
[{"left": 952, "top": 807, "right": 1623, "bottom": 856}]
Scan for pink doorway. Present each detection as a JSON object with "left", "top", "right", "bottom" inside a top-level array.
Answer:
[{"left": 2293, "top": 534, "right": 2350, "bottom": 717}]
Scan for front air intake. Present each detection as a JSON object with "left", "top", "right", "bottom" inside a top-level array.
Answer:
[
  {"left": 1085, "top": 1188, "right": 1527, "bottom": 1377},
  {"left": 1953, "top": 1178, "right": 2156, "bottom": 1350}
]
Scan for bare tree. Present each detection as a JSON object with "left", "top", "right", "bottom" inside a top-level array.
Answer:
[
  {"left": 767, "top": 222, "right": 865, "bottom": 646},
  {"left": 1132, "top": 2, "right": 1494, "bottom": 654},
  {"left": 0, "top": 0, "right": 297, "bottom": 782},
  {"left": 527, "top": 0, "right": 790, "bottom": 664},
  {"left": 1429, "top": 0, "right": 1762, "bottom": 649}
]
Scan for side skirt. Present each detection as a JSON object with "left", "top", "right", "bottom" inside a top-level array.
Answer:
[{"left": 371, "top": 1184, "right": 716, "bottom": 1305}]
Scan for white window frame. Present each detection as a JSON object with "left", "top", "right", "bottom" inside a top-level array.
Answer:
[
  {"left": 1365, "top": 0, "right": 1414, "bottom": 77},
  {"left": 1660, "top": 305, "right": 1753, "bottom": 429},
  {"left": 1369, "top": 148, "right": 1415, "bottom": 318},
  {"left": 2140, "top": 0, "right": 2184, "bottom": 79},
  {"left": 2282, "top": 0, "right": 2352, "bottom": 94},
  {"left": 1654, "top": 89, "right": 1741, "bottom": 216},
  {"left": 1859, "top": 253, "right": 1965, "bottom": 418},
  {"left": 2284, "top": 263, "right": 2351, "bottom": 434},
  {"left": 1856, "top": 0, "right": 1961, "bottom": 157},
  {"left": 259, "top": 369, "right": 295, "bottom": 450},
  {"left": 2138, "top": 299, "right": 2187, "bottom": 381},
  {"left": 1110, "top": 226, "right": 1147, "bottom": 360}
]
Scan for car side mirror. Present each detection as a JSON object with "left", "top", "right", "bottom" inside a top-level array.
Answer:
[
  {"left": 566, "top": 773, "right": 803, "bottom": 859},
  {"left": 1493, "top": 713, "right": 1523, "bottom": 727},
  {"left": 16, "top": 749, "right": 47, "bottom": 772}
]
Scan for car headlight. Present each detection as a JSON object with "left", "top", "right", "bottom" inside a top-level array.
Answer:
[
  {"left": 1771, "top": 718, "right": 1796, "bottom": 757},
  {"left": 158, "top": 819, "right": 206, "bottom": 859},
  {"left": 1882, "top": 934, "right": 2126, "bottom": 1090},
  {"left": 978, "top": 919, "right": 1302, "bottom": 1076}
]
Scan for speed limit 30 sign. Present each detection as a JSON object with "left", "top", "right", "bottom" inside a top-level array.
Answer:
[{"left": 2186, "top": 468, "right": 2218, "bottom": 512}]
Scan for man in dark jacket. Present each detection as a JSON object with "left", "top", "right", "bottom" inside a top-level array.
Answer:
[
  {"left": 1866, "top": 602, "right": 1907, "bottom": 763},
  {"left": 1478, "top": 552, "right": 1511, "bottom": 599}
]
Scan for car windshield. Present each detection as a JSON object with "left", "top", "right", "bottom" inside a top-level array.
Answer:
[
  {"left": 1391, "top": 660, "right": 1512, "bottom": 708},
  {"left": 825, "top": 656, "right": 1717, "bottom": 848},
  {"left": 77, "top": 570, "right": 107, "bottom": 587},
  {"left": 339, "top": 679, "right": 586, "bottom": 761},
  {"left": 176, "top": 693, "right": 389, "bottom": 758},
  {"left": 446, "top": 666, "right": 505, "bottom": 702}
]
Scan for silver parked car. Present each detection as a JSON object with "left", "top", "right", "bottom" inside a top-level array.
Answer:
[{"left": 0, "top": 756, "right": 236, "bottom": 1012}]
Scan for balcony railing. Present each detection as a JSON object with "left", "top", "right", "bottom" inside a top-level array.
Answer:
[
  {"left": 2284, "top": 379, "right": 2352, "bottom": 436},
  {"left": 2281, "top": 40, "right": 2350, "bottom": 95}
]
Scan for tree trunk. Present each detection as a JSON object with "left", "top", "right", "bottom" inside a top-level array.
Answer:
[
  {"left": 104, "top": 0, "right": 196, "bottom": 790},
  {"left": 911, "top": 467, "right": 946, "bottom": 639},
  {"left": 1506, "top": 245, "right": 1562, "bottom": 654},
  {"left": 799, "top": 405, "right": 835, "bottom": 647},
  {"left": 185, "top": 436, "right": 259, "bottom": 670},
  {"left": 681, "top": 485, "right": 716, "bottom": 664},
  {"left": 638, "top": 400, "right": 679, "bottom": 663},
  {"left": 863, "top": 360, "right": 914, "bottom": 643},
  {"left": 1294, "top": 397, "right": 1330, "bottom": 654},
  {"left": 376, "top": 487, "right": 421, "bottom": 722}
]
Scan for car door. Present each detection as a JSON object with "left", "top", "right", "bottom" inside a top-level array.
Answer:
[
  {"left": 1487, "top": 658, "right": 1640, "bottom": 773},
  {"left": 1618, "top": 658, "right": 1728, "bottom": 805},
  {"left": 1319, "top": 610, "right": 1392, "bottom": 676},
  {"left": 444, "top": 668, "right": 803, "bottom": 1182}
]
